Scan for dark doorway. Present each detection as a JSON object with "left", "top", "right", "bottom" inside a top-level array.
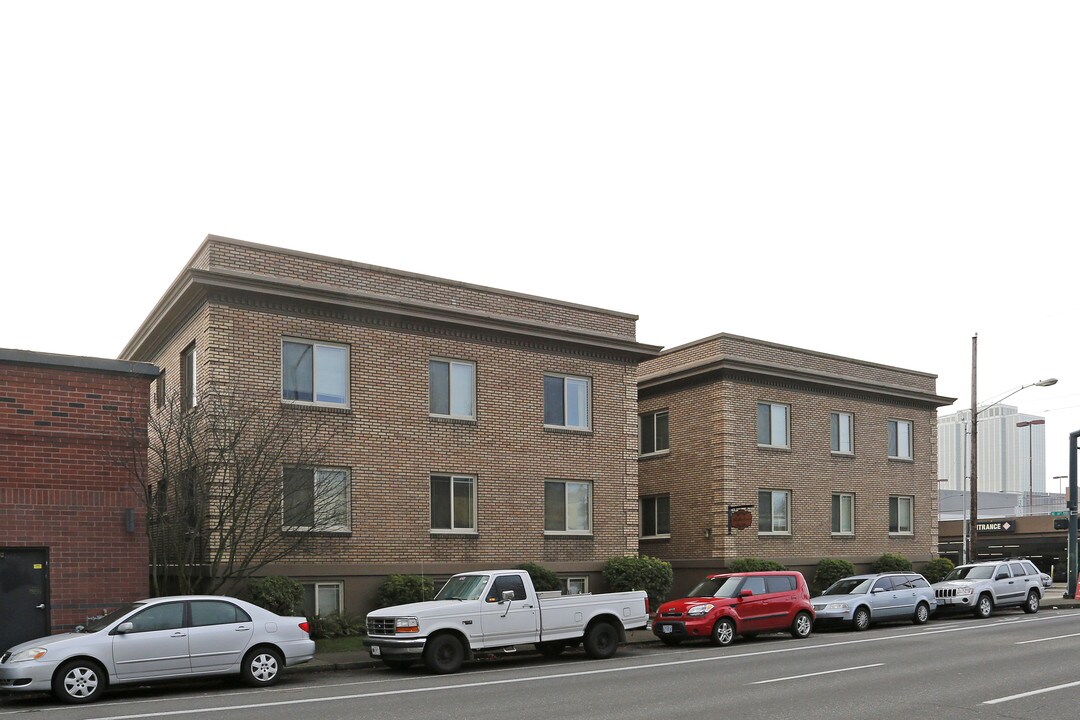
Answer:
[{"left": 0, "top": 548, "right": 49, "bottom": 650}]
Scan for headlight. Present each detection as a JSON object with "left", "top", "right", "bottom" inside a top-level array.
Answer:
[
  {"left": 686, "top": 604, "right": 715, "bottom": 617},
  {"left": 9, "top": 647, "right": 48, "bottom": 662},
  {"left": 955, "top": 587, "right": 974, "bottom": 596},
  {"left": 395, "top": 617, "right": 420, "bottom": 633},
  {"left": 825, "top": 602, "right": 849, "bottom": 611}
]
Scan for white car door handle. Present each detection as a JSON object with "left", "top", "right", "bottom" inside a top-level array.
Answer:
[
  {"left": 236, "top": 626, "right": 250, "bottom": 631},
  {"left": 170, "top": 632, "right": 187, "bottom": 638}
]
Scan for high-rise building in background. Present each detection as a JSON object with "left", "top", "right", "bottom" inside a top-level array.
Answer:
[{"left": 938, "top": 405, "right": 1047, "bottom": 495}]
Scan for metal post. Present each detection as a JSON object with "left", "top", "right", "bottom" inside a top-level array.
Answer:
[
  {"left": 969, "top": 335, "right": 979, "bottom": 561},
  {"left": 1067, "top": 430, "right": 1079, "bottom": 599}
]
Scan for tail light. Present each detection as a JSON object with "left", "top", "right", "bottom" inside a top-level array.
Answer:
[{"left": 299, "top": 621, "right": 311, "bottom": 634}]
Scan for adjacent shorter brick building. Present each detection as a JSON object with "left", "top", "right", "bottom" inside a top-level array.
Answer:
[
  {"left": 636, "top": 334, "right": 954, "bottom": 593},
  {"left": 121, "top": 236, "right": 660, "bottom": 617},
  {"left": 0, "top": 349, "right": 158, "bottom": 649}
]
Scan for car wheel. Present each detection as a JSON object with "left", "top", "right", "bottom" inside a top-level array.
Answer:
[
  {"left": 52, "top": 659, "right": 107, "bottom": 704},
  {"left": 973, "top": 594, "right": 993, "bottom": 618},
  {"left": 536, "top": 641, "right": 567, "bottom": 658},
  {"left": 381, "top": 659, "right": 414, "bottom": 670},
  {"left": 1023, "top": 591, "right": 1040, "bottom": 614},
  {"left": 913, "top": 602, "right": 930, "bottom": 625},
  {"left": 790, "top": 611, "right": 813, "bottom": 639},
  {"left": 241, "top": 647, "right": 284, "bottom": 686},
  {"left": 659, "top": 637, "right": 682, "bottom": 647},
  {"left": 583, "top": 621, "right": 619, "bottom": 659},
  {"left": 852, "top": 607, "right": 871, "bottom": 631},
  {"left": 424, "top": 633, "right": 466, "bottom": 674},
  {"left": 710, "top": 618, "right": 735, "bottom": 647}
]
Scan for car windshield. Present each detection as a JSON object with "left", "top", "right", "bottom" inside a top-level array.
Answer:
[
  {"left": 823, "top": 578, "right": 874, "bottom": 595},
  {"left": 435, "top": 575, "right": 490, "bottom": 601},
  {"left": 944, "top": 565, "right": 995, "bottom": 581},
  {"left": 80, "top": 602, "right": 143, "bottom": 633},
  {"left": 687, "top": 576, "right": 744, "bottom": 599}
]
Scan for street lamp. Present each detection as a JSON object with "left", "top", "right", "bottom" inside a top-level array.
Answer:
[
  {"left": 967, "top": 334, "right": 1055, "bottom": 563},
  {"left": 1016, "top": 419, "right": 1046, "bottom": 513}
]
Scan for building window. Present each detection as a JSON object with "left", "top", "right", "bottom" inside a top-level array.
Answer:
[
  {"left": 282, "top": 339, "right": 349, "bottom": 407},
  {"left": 429, "top": 359, "right": 476, "bottom": 419},
  {"left": 544, "top": 374, "right": 591, "bottom": 430},
  {"left": 640, "top": 411, "right": 669, "bottom": 455},
  {"left": 560, "top": 577, "right": 589, "bottom": 595},
  {"left": 830, "top": 412, "right": 853, "bottom": 454},
  {"left": 430, "top": 474, "right": 476, "bottom": 532},
  {"left": 758, "top": 489, "right": 791, "bottom": 534},
  {"left": 640, "top": 495, "right": 670, "bottom": 538},
  {"left": 889, "top": 495, "right": 913, "bottom": 534},
  {"left": 544, "top": 480, "right": 592, "bottom": 533},
  {"left": 301, "top": 581, "right": 343, "bottom": 618},
  {"left": 282, "top": 467, "right": 350, "bottom": 532},
  {"left": 156, "top": 369, "right": 166, "bottom": 408},
  {"left": 757, "top": 402, "right": 789, "bottom": 448},
  {"left": 181, "top": 343, "right": 197, "bottom": 410},
  {"left": 888, "top": 419, "right": 913, "bottom": 459},
  {"left": 832, "top": 493, "right": 854, "bottom": 535}
]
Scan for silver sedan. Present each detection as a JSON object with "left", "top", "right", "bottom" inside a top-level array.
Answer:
[{"left": 0, "top": 595, "right": 314, "bottom": 704}]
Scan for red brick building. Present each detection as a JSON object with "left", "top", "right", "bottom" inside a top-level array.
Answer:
[
  {"left": 636, "top": 334, "right": 954, "bottom": 593},
  {"left": 0, "top": 349, "right": 159, "bottom": 649},
  {"left": 121, "top": 235, "right": 659, "bottom": 617}
]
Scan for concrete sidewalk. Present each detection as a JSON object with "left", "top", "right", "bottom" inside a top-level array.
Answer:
[{"left": 296, "top": 593, "right": 1080, "bottom": 675}]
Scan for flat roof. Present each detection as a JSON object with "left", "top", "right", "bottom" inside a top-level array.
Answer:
[{"left": 0, "top": 348, "right": 160, "bottom": 378}]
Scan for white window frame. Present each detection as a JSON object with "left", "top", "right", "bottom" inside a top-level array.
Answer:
[
  {"left": 640, "top": 495, "right": 671, "bottom": 539},
  {"left": 888, "top": 419, "right": 913, "bottom": 460},
  {"left": 560, "top": 576, "right": 589, "bottom": 595},
  {"left": 428, "top": 358, "right": 476, "bottom": 420},
  {"left": 544, "top": 479, "right": 593, "bottom": 535},
  {"left": 301, "top": 581, "right": 344, "bottom": 617},
  {"left": 181, "top": 343, "right": 197, "bottom": 410},
  {"left": 281, "top": 338, "right": 350, "bottom": 408},
  {"left": 831, "top": 412, "right": 853, "bottom": 455},
  {"left": 543, "top": 373, "right": 592, "bottom": 430},
  {"left": 757, "top": 402, "right": 790, "bottom": 448},
  {"left": 429, "top": 473, "right": 478, "bottom": 534},
  {"left": 832, "top": 492, "right": 855, "bottom": 536},
  {"left": 889, "top": 495, "right": 914, "bottom": 535},
  {"left": 640, "top": 410, "right": 670, "bottom": 456},
  {"left": 758, "top": 489, "right": 791, "bottom": 535},
  {"left": 281, "top": 466, "right": 351, "bottom": 533}
]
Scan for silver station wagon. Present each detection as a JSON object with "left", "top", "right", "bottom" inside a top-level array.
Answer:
[
  {"left": 812, "top": 573, "right": 937, "bottom": 630},
  {"left": 0, "top": 595, "right": 315, "bottom": 704}
]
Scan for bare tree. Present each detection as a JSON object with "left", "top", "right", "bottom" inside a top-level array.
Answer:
[{"left": 123, "top": 392, "right": 338, "bottom": 596}]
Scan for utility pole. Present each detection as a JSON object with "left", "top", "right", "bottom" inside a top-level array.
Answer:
[
  {"left": 1067, "top": 430, "right": 1079, "bottom": 599},
  {"left": 969, "top": 334, "right": 979, "bottom": 562}
]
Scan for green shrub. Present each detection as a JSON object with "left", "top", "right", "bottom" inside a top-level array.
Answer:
[
  {"left": 307, "top": 613, "right": 365, "bottom": 639},
  {"left": 727, "top": 558, "right": 787, "bottom": 573},
  {"left": 374, "top": 574, "right": 436, "bottom": 608},
  {"left": 515, "top": 562, "right": 561, "bottom": 592},
  {"left": 922, "top": 557, "right": 955, "bottom": 584},
  {"left": 248, "top": 576, "right": 303, "bottom": 616},
  {"left": 812, "top": 558, "right": 856, "bottom": 595},
  {"left": 872, "top": 552, "right": 913, "bottom": 573},
  {"left": 602, "top": 555, "right": 673, "bottom": 608}
]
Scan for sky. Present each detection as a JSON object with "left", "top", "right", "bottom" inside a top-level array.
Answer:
[{"left": 2, "top": 2, "right": 1077, "bottom": 487}]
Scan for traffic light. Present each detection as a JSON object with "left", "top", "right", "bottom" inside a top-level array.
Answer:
[{"left": 1054, "top": 518, "right": 1069, "bottom": 531}]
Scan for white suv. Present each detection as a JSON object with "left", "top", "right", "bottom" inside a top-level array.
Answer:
[{"left": 932, "top": 559, "right": 1043, "bottom": 618}]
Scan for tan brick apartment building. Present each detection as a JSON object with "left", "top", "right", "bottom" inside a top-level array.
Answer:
[
  {"left": 636, "top": 334, "right": 954, "bottom": 592},
  {"left": 0, "top": 349, "right": 158, "bottom": 650},
  {"left": 121, "top": 236, "right": 660, "bottom": 616}
]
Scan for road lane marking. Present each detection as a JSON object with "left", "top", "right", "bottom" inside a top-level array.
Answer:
[
  {"left": 984, "top": 679, "right": 1080, "bottom": 704},
  {"left": 750, "top": 663, "right": 883, "bottom": 685},
  {"left": 1015, "top": 631, "right": 1080, "bottom": 644}
]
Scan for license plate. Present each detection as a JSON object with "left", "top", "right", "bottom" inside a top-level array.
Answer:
[
  {"left": 661, "top": 625, "right": 672, "bottom": 634},
  {"left": 371, "top": 646, "right": 381, "bottom": 656}
]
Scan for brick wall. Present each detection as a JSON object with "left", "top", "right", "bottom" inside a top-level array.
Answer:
[{"left": 0, "top": 362, "right": 152, "bottom": 630}]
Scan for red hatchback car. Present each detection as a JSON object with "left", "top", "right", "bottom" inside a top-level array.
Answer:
[{"left": 652, "top": 571, "right": 815, "bottom": 646}]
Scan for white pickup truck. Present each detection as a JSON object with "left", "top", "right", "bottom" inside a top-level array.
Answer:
[{"left": 363, "top": 570, "right": 650, "bottom": 673}]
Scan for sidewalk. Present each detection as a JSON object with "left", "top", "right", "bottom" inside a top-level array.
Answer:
[{"left": 296, "top": 593, "right": 1080, "bottom": 675}]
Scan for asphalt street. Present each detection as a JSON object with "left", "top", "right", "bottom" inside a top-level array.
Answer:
[{"left": 3, "top": 609, "right": 1079, "bottom": 720}]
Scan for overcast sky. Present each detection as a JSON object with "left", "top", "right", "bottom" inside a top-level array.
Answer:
[{"left": 2, "top": 2, "right": 1077, "bottom": 488}]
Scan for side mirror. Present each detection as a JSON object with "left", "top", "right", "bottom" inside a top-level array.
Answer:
[
  {"left": 739, "top": 589, "right": 753, "bottom": 597},
  {"left": 501, "top": 590, "right": 515, "bottom": 603},
  {"left": 115, "top": 622, "right": 134, "bottom": 635},
  {"left": 872, "top": 588, "right": 885, "bottom": 594},
  {"left": 997, "top": 573, "right": 1010, "bottom": 581}
]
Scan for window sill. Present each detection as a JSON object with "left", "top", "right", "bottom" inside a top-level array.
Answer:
[
  {"left": 831, "top": 532, "right": 855, "bottom": 538},
  {"left": 281, "top": 401, "right": 351, "bottom": 414},
  {"left": 429, "top": 414, "right": 477, "bottom": 425},
  {"left": 430, "top": 529, "right": 478, "bottom": 536},
  {"left": 757, "top": 444, "right": 791, "bottom": 452},
  {"left": 639, "top": 450, "right": 670, "bottom": 460},
  {"left": 640, "top": 534, "right": 671, "bottom": 541},
  {"left": 281, "top": 528, "right": 352, "bottom": 536},
  {"left": 758, "top": 532, "right": 792, "bottom": 537},
  {"left": 887, "top": 456, "right": 914, "bottom": 463},
  {"left": 889, "top": 532, "right": 915, "bottom": 537},
  {"left": 543, "top": 425, "right": 592, "bottom": 436},
  {"left": 831, "top": 451, "right": 855, "bottom": 458},
  {"left": 544, "top": 531, "right": 594, "bottom": 537}
]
